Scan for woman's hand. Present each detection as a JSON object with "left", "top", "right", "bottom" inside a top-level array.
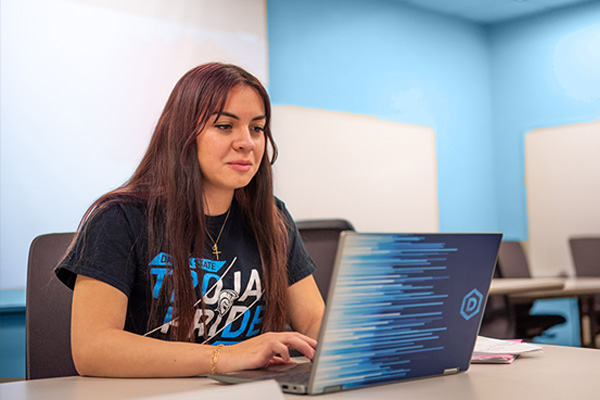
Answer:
[{"left": 216, "top": 331, "right": 317, "bottom": 373}]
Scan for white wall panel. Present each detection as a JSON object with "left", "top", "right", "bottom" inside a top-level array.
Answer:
[
  {"left": 526, "top": 120, "right": 600, "bottom": 276},
  {"left": 272, "top": 106, "right": 439, "bottom": 233}
]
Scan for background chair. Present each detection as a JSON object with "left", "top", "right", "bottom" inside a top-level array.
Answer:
[
  {"left": 493, "top": 241, "right": 566, "bottom": 340},
  {"left": 26, "top": 232, "right": 78, "bottom": 379},
  {"left": 569, "top": 236, "right": 600, "bottom": 346},
  {"left": 569, "top": 237, "right": 600, "bottom": 277},
  {"left": 496, "top": 241, "right": 532, "bottom": 278},
  {"left": 295, "top": 219, "right": 355, "bottom": 303}
]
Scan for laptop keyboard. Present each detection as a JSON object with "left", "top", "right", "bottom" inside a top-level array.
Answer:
[
  {"left": 260, "top": 362, "right": 312, "bottom": 385},
  {"left": 274, "top": 370, "right": 311, "bottom": 384}
]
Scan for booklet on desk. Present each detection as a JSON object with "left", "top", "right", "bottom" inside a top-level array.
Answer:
[{"left": 471, "top": 336, "right": 542, "bottom": 364}]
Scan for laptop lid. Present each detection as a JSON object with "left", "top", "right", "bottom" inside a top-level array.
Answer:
[{"left": 307, "top": 232, "right": 501, "bottom": 394}]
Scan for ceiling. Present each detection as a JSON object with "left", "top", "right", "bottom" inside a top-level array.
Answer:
[{"left": 394, "top": 0, "right": 594, "bottom": 24}]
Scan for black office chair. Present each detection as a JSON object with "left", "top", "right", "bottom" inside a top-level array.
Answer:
[
  {"left": 569, "top": 237, "right": 600, "bottom": 346},
  {"left": 496, "top": 241, "right": 566, "bottom": 340},
  {"left": 26, "top": 232, "right": 78, "bottom": 379},
  {"left": 569, "top": 237, "right": 600, "bottom": 278},
  {"left": 296, "top": 219, "right": 355, "bottom": 303}
]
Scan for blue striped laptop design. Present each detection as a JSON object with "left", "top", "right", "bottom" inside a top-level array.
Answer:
[{"left": 308, "top": 232, "right": 501, "bottom": 393}]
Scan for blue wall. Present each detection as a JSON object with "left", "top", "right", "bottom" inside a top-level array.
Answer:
[
  {"left": 0, "top": 290, "right": 26, "bottom": 378},
  {"left": 489, "top": 3, "right": 600, "bottom": 241},
  {"left": 268, "top": 0, "right": 497, "bottom": 233},
  {"left": 267, "top": 0, "right": 600, "bottom": 238}
]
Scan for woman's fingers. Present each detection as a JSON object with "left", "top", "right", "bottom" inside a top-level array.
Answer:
[
  {"left": 270, "top": 340, "right": 292, "bottom": 363},
  {"left": 279, "top": 335, "right": 316, "bottom": 360},
  {"left": 265, "top": 355, "right": 294, "bottom": 367}
]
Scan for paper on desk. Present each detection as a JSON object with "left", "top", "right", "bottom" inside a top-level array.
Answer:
[
  {"left": 471, "top": 353, "right": 519, "bottom": 364},
  {"left": 474, "top": 336, "right": 542, "bottom": 355}
]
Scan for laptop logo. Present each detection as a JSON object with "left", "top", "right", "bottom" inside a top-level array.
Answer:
[{"left": 460, "top": 289, "right": 483, "bottom": 320}]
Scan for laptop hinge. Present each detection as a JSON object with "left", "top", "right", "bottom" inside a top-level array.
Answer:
[
  {"left": 443, "top": 367, "right": 460, "bottom": 375},
  {"left": 324, "top": 385, "right": 343, "bottom": 393}
]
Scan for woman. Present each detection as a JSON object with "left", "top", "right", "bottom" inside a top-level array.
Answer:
[{"left": 55, "top": 63, "right": 325, "bottom": 377}]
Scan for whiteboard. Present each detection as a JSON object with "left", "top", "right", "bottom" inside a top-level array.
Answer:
[
  {"left": 526, "top": 120, "right": 600, "bottom": 277},
  {"left": 271, "top": 106, "right": 439, "bottom": 233},
  {"left": 0, "top": 0, "right": 267, "bottom": 289}
]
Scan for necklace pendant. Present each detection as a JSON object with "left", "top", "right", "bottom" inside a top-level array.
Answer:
[
  {"left": 212, "top": 243, "right": 221, "bottom": 260},
  {"left": 207, "top": 207, "right": 230, "bottom": 261}
]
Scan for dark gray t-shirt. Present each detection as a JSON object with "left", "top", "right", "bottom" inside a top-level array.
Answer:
[{"left": 55, "top": 197, "right": 316, "bottom": 345}]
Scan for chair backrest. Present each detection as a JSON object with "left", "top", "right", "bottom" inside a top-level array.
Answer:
[
  {"left": 26, "top": 232, "right": 78, "bottom": 379},
  {"left": 569, "top": 237, "right": 600, "bottom": 277},
  {"left": 497, "top": 241, "right": 531, "bottom": 278},
  {"left": 295, "top": 219, "right": 355, "bottom": 303}
]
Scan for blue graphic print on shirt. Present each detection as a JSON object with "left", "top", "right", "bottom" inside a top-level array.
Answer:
[{"left": 147, "top": 252, "right": 264, "bottom": 345}]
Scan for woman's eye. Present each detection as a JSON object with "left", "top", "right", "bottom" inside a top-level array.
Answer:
[
  {"left": 215, "top": 124, "right": 232, "bottom": 131},
  {"left": 252, "top": 126, "right": 265, "bottom": 133}
]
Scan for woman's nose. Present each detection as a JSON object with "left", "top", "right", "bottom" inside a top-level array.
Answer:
[{"left": 233, "top": 127, "right": 256, "bottom": 151}]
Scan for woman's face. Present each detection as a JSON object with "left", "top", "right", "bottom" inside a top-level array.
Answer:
[{"left": 196, "top": 85, "right": 266, "bottom": 201}]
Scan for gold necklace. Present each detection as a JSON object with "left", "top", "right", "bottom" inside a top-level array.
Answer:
[{"left": 206, "top": 207, "right": 231, "bottom": 260}]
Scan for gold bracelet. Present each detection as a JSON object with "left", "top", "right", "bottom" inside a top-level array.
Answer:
[{"left": 210, "top": 344, "right": 224, "bottom": 374}]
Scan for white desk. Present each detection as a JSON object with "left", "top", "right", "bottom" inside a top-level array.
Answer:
[{"left": 1, "top": 345, "right": 599, "bottom": 400}]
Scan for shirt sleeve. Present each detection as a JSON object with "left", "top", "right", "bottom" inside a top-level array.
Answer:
[
  {"left": 55, "top": 203, "right": 140, "bottom": 298},
  {"left": 276, "top": 198, "right": 318, "bottom": 285}
]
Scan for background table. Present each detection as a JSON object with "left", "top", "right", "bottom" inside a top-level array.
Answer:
[
  {"left": 489, "top": 278, "right": 565, "bottom": 295},
  {"left": 509, "top": 278, "right": 600, "bottom": 300},
  {"left": 510, "top": 277, "right": 600, "bottom": 347},
  {"left": 1, "top": 345, "right": 599, "bottom": 400}
]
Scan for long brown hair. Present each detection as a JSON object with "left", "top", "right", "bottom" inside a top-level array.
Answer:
[{"left": 75, "top": 63, "right": 289, "bottom": 341}]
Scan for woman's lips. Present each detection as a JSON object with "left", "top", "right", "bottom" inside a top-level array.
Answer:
[{"left": 228, "top": 160, "right": 253, "bottom": 171}]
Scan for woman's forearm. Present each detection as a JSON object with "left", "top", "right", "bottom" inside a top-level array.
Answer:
[{"left": 72, "top": 328, "right": 215, "bottom": 377}]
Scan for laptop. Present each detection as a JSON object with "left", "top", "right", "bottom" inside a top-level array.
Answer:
[{"left": 209, "top": 232, "right": 502, "bottom": 395}]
